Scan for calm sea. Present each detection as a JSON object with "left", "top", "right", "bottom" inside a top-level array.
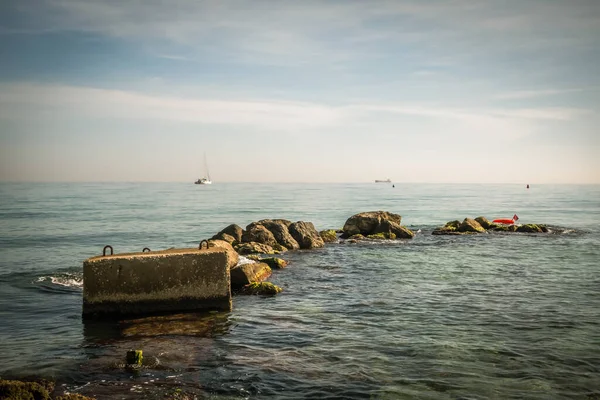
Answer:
[{"left": 0, "top": 183, "right": 599, "bottom": 399}]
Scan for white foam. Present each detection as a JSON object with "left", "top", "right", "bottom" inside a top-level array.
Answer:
[
  {"left": 37, "top": 273, "right": 83, "bottom": 289},
  {"left": 236, "top": 256, "right": 257, "bottom": 266}
]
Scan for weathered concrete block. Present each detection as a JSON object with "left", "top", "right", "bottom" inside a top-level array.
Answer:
[{"left": 83, "top": 248, "right": 231, "bottom": 318}]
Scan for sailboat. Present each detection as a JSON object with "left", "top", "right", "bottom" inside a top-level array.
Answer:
[{"left": 194, "top": 154, "right": 212, "bottom": 185}]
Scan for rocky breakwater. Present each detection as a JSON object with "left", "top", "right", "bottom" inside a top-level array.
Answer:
[
  {"left": 432, "top": 216, "right": 550, "bottom": 235},
  {"left": 340, "top": 211, "right": 415, "bottom": 241},
  {"left": 211, "top": 218, "right": 324, "bottom": 295},
  {"left": 212, "top": 219, "right": 324, "bottom": 254}
]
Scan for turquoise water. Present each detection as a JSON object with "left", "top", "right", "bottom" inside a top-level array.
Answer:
[{"left": 0, "top": 183, "right": 599, "bottom": 399}]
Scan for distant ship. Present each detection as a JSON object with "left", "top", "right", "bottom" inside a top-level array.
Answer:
[
  {"left": 194, "top": 153, "right": 212, "bottom": 185},
  {"left": 375, "top": 179, "right": 391, "bottom": 183}
]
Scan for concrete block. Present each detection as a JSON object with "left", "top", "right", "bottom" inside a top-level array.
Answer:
[{"left": 83, "top": 247, "right": 231, "bottom": 318}]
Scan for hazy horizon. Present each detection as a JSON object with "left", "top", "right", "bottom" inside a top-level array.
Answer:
[{"left": 1, "top": 1, "right": 599, "bottom": 184}]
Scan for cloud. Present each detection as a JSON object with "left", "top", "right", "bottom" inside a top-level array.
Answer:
[
  {"left": 493, "top": 87, "right": 599, "bottom": 100},
  {"left": 0, "top": 83, "right": 589, "bottom": 138},
  {"left": 4, "top": 0, "right": 599, "bottom": 69}
]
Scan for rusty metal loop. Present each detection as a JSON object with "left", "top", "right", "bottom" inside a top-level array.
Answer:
[
  {"left": 142, "top": 247, "right": 151, "bottom": 253},
  {"left": 199, "top": 240, "right": 209, "bottom": 250},
  {"left": 103, "top": 245, "right": 113, "bottom": 256}
]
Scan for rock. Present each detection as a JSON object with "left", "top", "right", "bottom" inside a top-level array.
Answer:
[
  {"left": 258, "top": 218, "right": 292, "bottom": 228},
  {"left": 0, "top": 379, "right": 53, "bottom": 400},
  {"left": 475, "top": 216, "right": 492, "bottom": 229},
  {"left": 238, "top": 282, "right": 283, "bottom": 295},
  {"left": 432, "top": 220, "right": 461, "bottom": 235},
  {"left": 516, "top": 224, "right": 544, "bottom": 233},
  {"left": 289, "top": 221, "right": 325, "bottom": 249},
  {"left": 349, "top": 234, "right": 365, "bottom": 240},
  {"left": 491, "top": 224, "right": 518, "bottom": 232},
  {"left": 272, "top": 244, "right": 288, "bottom": 253},
  {"left": 342, "top": 211, "right": 402, "bottom": 237},
  {"left": 214, "top": 224, "right": 244, "bottom": 243},
  {"left": 126, "top": 349, "right": 143, "bottom": 365},
  {"left": 372, "top": 219, "right": 415, "bottom": 239},
  {"left": 234, "top": 242, "right": 276, "bottom": 255},
  {"left": 319, "top": 229, "right": 338, "bottom": 243},
  {"left": 230, "top": 262, "right": 272, "bottom": 288},
  {"left": 367, "top": 232, "right": 396, "bottom": 239},
  {"left": 258, "top": 220, "right": 300, "bottom": 250},
  {"left": 458, "top": 218, "right": 485, "bottom": 233},
  {"left": 208, "top": 239, "right": 239, "bottom": 268},
  {"left": 212, "top": 232, "right": 237, "bottom": 245},
  {"left": 260, "top": 257, "right": 288, "bottom": 269},
  {"left": 242, "top": 223, "right": 279, "bottom": 247}
]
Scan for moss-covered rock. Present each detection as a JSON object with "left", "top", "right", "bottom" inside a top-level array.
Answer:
[
  {"left": 260, "top": 257, "right": 288, "bottom": 269},
  {"left": 491, "top": 224, "right": 518, "bottom": 232},
  {"left": 0, "top": 379, "right": 53, "bottom": 400},
  {"left": 230, "top": 263, "right": 272, "bottom": 288},
  {"left": 458, "top": 218, "right": 485, "bottom": 233},
  {"left": 239, "top": 282, "right": 283, "bottom": 295},
  {"left": 319, "top": 229, "right": 338, "bottom": 243},
  {"left": 367, "top": 232, "right": 396, "bottom": 240},
  {"left": 475, "top": 216, "right": 492, "bottom": 229},
  {"left": 516, "top": 224, "right": 544, "bottom": 233},
  {"left": 126, "top": 350, "right": 143, "bottom": 365}
]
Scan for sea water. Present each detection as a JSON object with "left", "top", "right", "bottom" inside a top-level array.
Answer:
[{"left": 0, "top": 183, "right": 599, "bottom": 399}]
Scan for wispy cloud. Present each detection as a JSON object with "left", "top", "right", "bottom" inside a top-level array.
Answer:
[
  {"left": 0, "top": 83, "right": 589, "bottom": 134},
  {"left": 494, "top": 87, "right": 599, "bottom": 100}
]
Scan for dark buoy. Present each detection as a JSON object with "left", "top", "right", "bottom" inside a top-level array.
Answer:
[
  {"left": 526, "top": 184, "right": 529, "bottom": 189},
  {"left": 392, "top": 184, "right": 395, "bottom": 188}
]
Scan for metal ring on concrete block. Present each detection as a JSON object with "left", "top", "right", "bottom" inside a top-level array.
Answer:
[
  {"left": 103, "top": 245, "right": 114, "bottom": 256},
  {"left": 142, "top": 247, "right": 151, "bottom": 252},
  {"left": 199, "top": 240, "right": 209, "bottom": 250}
]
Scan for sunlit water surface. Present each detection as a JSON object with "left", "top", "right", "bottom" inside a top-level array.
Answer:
[{"left": 0, "top": 183, "right": 599, "bottom": 399}]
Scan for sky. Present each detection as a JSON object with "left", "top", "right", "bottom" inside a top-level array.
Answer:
[{"left": 0, "top": 0, "right": 599, "bottom": 183}]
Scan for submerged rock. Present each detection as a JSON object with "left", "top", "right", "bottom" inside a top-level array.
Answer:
[
  {"left": 126, "top": 350, "right": 143, "bottom": 366},
  {"left": 289, "top": 221, "right": 325, "bottom": 249},
  {"left": 0, "top": 379, "right": 54, "bottom": 400},
  {"left": 238, "top": 281, "right": 283, "bottom": 295}
]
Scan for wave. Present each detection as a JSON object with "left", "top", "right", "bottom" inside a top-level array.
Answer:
[{"left": 36, "top": 272, "right": 83, "bottom": 290}]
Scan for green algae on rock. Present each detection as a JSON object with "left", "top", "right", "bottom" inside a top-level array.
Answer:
[
  {"left": 260, "top": 257, "right": 289, "bottom": 269},
  {"left": 319, "top": 229, "right": 338, "bottom": 243},
  {"left": 126, "top": 349, "right": 143, "bottom": 366},
  {"left": 239, "top": 282, "right": 283, "bottom": 295},
  {"left": 367, "top": 232, "right": 396, "bottom": 240}
]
